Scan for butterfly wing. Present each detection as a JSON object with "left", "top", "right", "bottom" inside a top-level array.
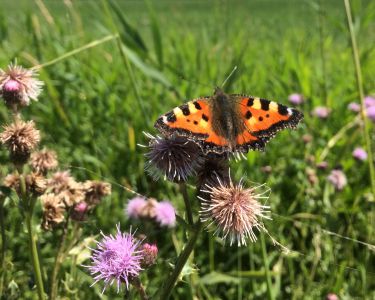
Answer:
[
  {"left": 154, "top": 98, "right": 237, "bottom": 154},
  {"left": 232, "top": 95, "right": 303, "bottom": 152}
]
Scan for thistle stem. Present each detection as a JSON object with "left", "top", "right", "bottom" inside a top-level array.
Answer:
[
  {"left": 179, "top": 183, "right": 194, "bottom": 226},
  {"left": 260, "top": 233, "right": 274, "bottom": 300},
  {"left": 0, "top": 196, "right": 6, "bottom": 295},
  {"left": 158, "top": 221, "right": 202, "bottom": 300},
  {"left": 343, "top": 0, "right": 375, "bottom": 197},
  {"left": 131, "top": 277, "right": 149, "bottom": 300}
]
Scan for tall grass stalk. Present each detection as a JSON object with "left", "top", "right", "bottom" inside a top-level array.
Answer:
[
  {"left": 260, "top": 233, "right": 275, "bottom": 300},
  {"left": 343, "top": 0, "right": 375, "bottom": 197}
]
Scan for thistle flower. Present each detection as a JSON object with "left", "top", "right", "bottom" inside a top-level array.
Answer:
[
  {"left": 144, "top": 133, "right": 203, "bottom": 182},
  {"left": 364, "top": 96, "right": 375, "bottom": 108},
  {"left": 196, "top": 155, "right": 230, "bottom": 190},
  {"left": 0, "top": 64, "right": 43, "bottom": 109},
  {"left": 86, "top": 225, "right": 143, "bottom": 293},
  {"left": 312, "top": 106, "right": 331, "bottom": 119},
  {"left": 154, "top": 201, "right": 176, "bottom": 227},
  {"left": 348, "top": 102, "right": 360, "bottom": 113},
  {"left": 199, "top": 175, "right": 271, "bottom": 246},
  {"left": 0, "top": 120, "right": 40, "bottom": 164},
  {"left": 3, "top": 172, "right": 46, "bottom": 197},
  {"left": 126, "top": 196, "right": 147, "bottom": 219},
  {"left": 317, "top": 161, "right": 328, "bottom": 170},
  {"left": 352, "top": 147, "right": 367, "bottom": 161},
  {"left": 48, "top": 170, "right": 74, "bottom": 193},
  {"left": 288, "top": 93, "right": 304, "bottom": 105},
  {"left": 328, "top": 169, "right": 347, "bottom": 191},
  {"left": 82, "top": 180, "right": 111, "bottom": 207},
  {"left": 326, "top": 293, "right": 339, "bottom": 300},
  {"left": 41, "top": 193, "right": 65, "bottom": 230},
  {"left": 260, "top": 165, "right": 272, "bottom": 174},
  {"left": 141, "top": 243, "right": 158, "bottom": 267},
  {"left": 367, "top": 106, "right": 375, "bottom": 122},
  {"left": 48, "top": 171, "right": 84, "bottom": 206},
  {"left": 30, "top": 148, "right": 58, "bottom": 174},
  {"left": 71, "top": 201, "right": 89, "bottom": 221}
]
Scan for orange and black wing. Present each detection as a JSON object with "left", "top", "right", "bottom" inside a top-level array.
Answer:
[
  {"left": 233, "top": 95, "right": 303, "bottom": 152},
  {"left": 155, "top": 98, "right": 233, "bottom": 154}
]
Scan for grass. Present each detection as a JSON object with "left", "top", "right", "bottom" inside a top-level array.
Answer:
[{"left": 0, "top": 0, "right": 374, "bottom": 299}]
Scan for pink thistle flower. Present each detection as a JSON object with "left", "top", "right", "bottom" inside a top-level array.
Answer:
[
  {"left": 126, "top": 197, "right": 147, "bottom": 219},
  {"left": 288, "top": 93, "right": 304, "bottom": 105},
  {"left": 317, "top": 161, "right": 328, "bottom": 170},
  {"left": 352, "top": 147, "right": 367, "bottom": 161},
  {"left": 0, "top": 63, "right": 43, "bottom": 108},
  {"left": 326, "top": 293, "right": 339, "bottom": 300},
  {"left": 141, "top": 243, "right": 158, "bottom": 267},
  {"left": 364, "top": 96, "right": 375, "bottom": 108},
  {"left": 71, "top": 201, "right": 89, "bottom": 221},
  {"left": 328, "top": 169, "right": 347, "bottom": 191},
  {"left": 313, "top": 106, "right": 331, "bottom": 119},
  {"left": 347, "top": 102, "right": 360, "bottom": 113},
  {"left": 86, "top": 225, "right": 143, "bottom": 293},
  {"left": 154, "top": 201, "right": 176, "bottom": 227},
  {"left": 199, "top": 175, "right": 271, "bottom": 246},
  {"left": 367, "top": 106, "right": 375, "bottom": 122}
]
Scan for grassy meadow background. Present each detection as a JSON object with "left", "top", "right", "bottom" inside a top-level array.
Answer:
[{"left": 0, "top": 0, "right": 375, "bottom": 299}]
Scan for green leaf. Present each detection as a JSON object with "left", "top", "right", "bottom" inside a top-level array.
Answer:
[{"left": 200, "top": 272, "right": 241, "bottom": 285}]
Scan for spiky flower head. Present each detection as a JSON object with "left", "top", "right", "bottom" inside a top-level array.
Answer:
[
  {"left": 0, "top": 120, "right": 40, "bottom": 164},
  {"left": 0, "top": 64, "right": 43, "bottom": 109},
  {"left": 328, "top": 169, "right": 347, "bottom": 191},
  {"left": 82, "top": 180, "right": 111, "bottom": 208},
  {"left": 41, "top": 193, "right": 65, "bottom": 230},
  {"left": 367, "top": 106, "right": 375, "bottom": 122},
  {"left": 87, "top": 225, "right": 143, "bottom": 293},
  {"left": 199, "top": 175, "right": 271, "bottom": 246},
  {"left": 312, "top": 106, "right": 331, "bottom": 119},
  {"left": 3, "top": 172, "right": 47, "bottom": 197},
  {"left": 288, "top": 93, "right": 304, "bottom": 105},
  {"left": 154, "top": 201, "right": 176, "bottom": 228},
  {"left": 141, "top": 243, "right": 158, "bottom": 267},
  {"left": 30, "top": 148, "right": 58, "bottom": 174},
  {"left": 364, "top": 96, "right": 375, "bottom": 108},
  {"left": 144, "top": 133, "right": 203, "bottom": 182}
]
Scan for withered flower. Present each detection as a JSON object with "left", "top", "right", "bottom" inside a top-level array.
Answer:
[
  {"left": 30, "top": 148, "right": 58, "bottom": 174},
  {"left": 41, "top": 193, "right": 65, "bottom": 230},
  {"left": 0, "top": 64, "right": 43, "bottom": 109},
  {"left": 82, "top": 180, "right": 111, "bottom": 207},
  {"left": 3, "top": 172, "right": 46, "bottom": 197},
  {"left": 0, "top": 120, "right": 40, "bottom": 164}
]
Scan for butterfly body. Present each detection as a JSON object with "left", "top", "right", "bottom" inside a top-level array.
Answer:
[{"left": 155, "top": 88, "right": 303, "bottom": 154}]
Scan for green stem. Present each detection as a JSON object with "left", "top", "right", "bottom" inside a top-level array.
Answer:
[
  {"left": 0, "top": 196, "right": 6, "bottom": 295},
  {"left": 25, "top": 211, "right": 45, "bottom": 299},
  {"left": 343, "top": 0, "right": 375, "bottom": 197},
  {"left": 179, "top": 183, "right": 194, "bottom": 226},
  {"left": 260, "top": 233, "right": 274, "bottom": 300},
  {"left": 158, "top": 221, "right": 202, "bottom": 300}
]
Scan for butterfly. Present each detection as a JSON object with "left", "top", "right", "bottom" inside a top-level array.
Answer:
[{"left": 154, "top": 87, "right": 303, "bottom": 154}]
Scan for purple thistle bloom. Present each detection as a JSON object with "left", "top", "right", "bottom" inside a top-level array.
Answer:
[
  {"left": 87, "top": 225, "right": 143, "bottom": 293},
  {"left": 367, "top": 106, "right": 375, "bottom": 122},
  {"left": 364, "top": 96, "right": 375, "bottom": 108},
  {"left": 327, "top": 169, "right": 347, "bottom": 191},
  {"left": 347, "top": 102, "right": 360, "bottom": 113},
  {"left": 352, "top": 147, "right": 367, "bottom": 161},
  {"left": 155, "top": 201, "right": 176, "bottom": 227},
  {"left": 313, "top": 106, "right": 331, "bottom": 119},
  {"left": 126, "top": 197, "right": 147, "bottom": 219},
  {"left": 288, "top": 93, "right": 304, "bottom": 105}
]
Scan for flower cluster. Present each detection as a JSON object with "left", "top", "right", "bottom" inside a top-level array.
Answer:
[
  {"left": 86, "top": 225, "right": 158, "bottom": 293},
  {"left": 126, "top": 196, "right": 176, "bottom": 228},
  {"left": 348, "top": 95, "right": 375, "bottom": 122}
]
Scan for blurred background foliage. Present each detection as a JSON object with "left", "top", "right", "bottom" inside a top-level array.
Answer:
[{"left": 0, "top": 0, "right": 374, "bottom": 299}]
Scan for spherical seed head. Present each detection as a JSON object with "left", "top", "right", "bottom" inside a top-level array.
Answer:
[
  {"left": 145, "top": 134, "right": 204, "bottom": 182},
  {"left": 41, "top": 193, "right": 65, "bottom": 230},
  {"left": 0, "top": 120, "right": 40, "bottom": 164},
  {"left": 328, "top": 169, "right": 347, "bottom": 191},
  {"left": 0, "top": 64, "right": 43, "bottom": 108},
  {"left": 199, "top": 176, "right": 271, "bottom": 246},
  {"left": 83, "top": 180, "right": 111, "bottom": 207},
  {"left": 87, "top": 225, "right": 143, "bottom": 293},
  {"left": 154, "top": 201, "right": 176, "bottom": 227},
  {"left": 126, "top": 196, "right": 147, "bottom": 219},
  {"left": 30, "top": 148, "right": 58, "bottom": 174},
  {"left": 288, "top": 93, "right": 304, "bottom": 105},
  {"left": 367, "top": 106, "right": 375, "bottom": 122},
  {"left": 352, "top": 147, "right": 367, "bottom": 161},
  {"left": 312, "top": 106, "right": 331, "bottom": 119},
  {"left": 348, "top": 102, "right": 360, "bottom": 113},
  {"left": 141, "top": 243, "right": 158, "bottom": 267}
]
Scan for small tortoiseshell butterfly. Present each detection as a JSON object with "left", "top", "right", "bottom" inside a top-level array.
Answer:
[{"left": 155, "top": 87, "right": 303, "bottom": 154}]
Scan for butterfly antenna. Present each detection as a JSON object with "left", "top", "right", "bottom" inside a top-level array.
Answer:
[{"left": 221, "top": 65, "right": 238, "bottom": 88}]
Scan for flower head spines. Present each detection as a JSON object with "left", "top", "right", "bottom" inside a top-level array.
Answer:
[
  {"left": 199, "top": 175, "right": 271, "bottom": 246},
  {"left": 30, "top": 148, "right": 58, "bottom": 174}
]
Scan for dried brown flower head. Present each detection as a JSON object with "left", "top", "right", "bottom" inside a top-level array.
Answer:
[
  {"left": 199, "top": 175, "right": 271, "bottom": 246},
  {"left": 48, "top": 170, "right": 74, "bottom": 193},
  {"left": 58, "top": 180, "right": 85, "bottom": 207},
  {"left": 0, "top": 120, "right": 40, "bottom": 164},
  {"left": 41, "top": 193, "right": 65, "bottom": 230},
  {"left": 30, "top": 149, "right": 58, "bottom": 174},
  {"left": 82, "top": 180, "right": 111, "bottom": 207},
  {"left": 3, "top": 172, "right": 46, "bottom": 197},
  {"left": 0, "top": 64, "right": 43, "bottom": 109}
]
